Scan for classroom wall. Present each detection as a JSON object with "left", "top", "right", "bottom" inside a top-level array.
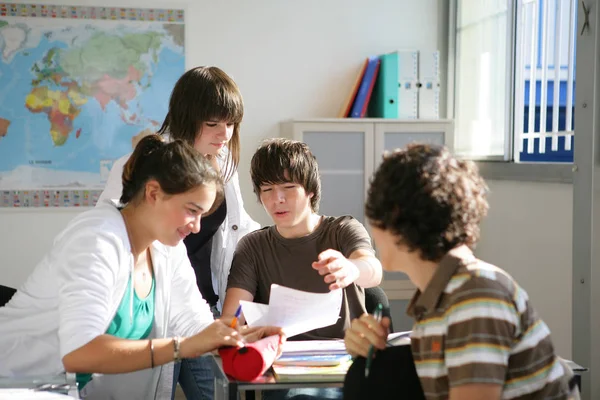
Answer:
[
  {"left": 0, "top": 0, "right": 441, "bottom": 281},
  {"left": 1, "top": 2, "right": 446, "bottom": 268},
  {"left": 0, "top": 0, "right": 574, "bottom": 359},
  {"left": 390, "top": 179, "right": 574, "bottom": 357},
  {"left": 476, "top": 180, "right": 573, "bottom": 358}
]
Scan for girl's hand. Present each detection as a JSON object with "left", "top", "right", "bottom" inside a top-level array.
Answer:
[
  {"left": 240, "top": 325, "right": 284, "bottom": 343},
  {"left": 240, "top": 325, "right": 287, "bottom": 358},
  {"left": 181, "top": 320, "right": 245, "bottom": 359}
]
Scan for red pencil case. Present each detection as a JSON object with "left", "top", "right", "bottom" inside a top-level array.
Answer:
[{"left": 218, "top": 334, "right": 280, "bottom": 381}]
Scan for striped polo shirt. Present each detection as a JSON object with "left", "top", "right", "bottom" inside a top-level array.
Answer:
[{"left": 407, "top": 245, "right": 575, "bottom": 399}]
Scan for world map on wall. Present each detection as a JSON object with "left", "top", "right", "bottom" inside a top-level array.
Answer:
[{"left": 0, "top": 4, "right": 184, "bottom": 191}]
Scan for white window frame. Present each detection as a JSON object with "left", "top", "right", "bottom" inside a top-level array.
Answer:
[{"left": 447, "top": 0, "right": 577, "bottom": 178}]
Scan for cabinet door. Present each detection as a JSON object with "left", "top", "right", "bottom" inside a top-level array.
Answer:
[
  {"left": 374, "top": 121, "right": 453, "bottom": 292},
  {"left": 293, "top": 122, "right": 374, "bottom": 224},
  {"left": 374, "top": 120, "right": 453, "bottom": 169}
]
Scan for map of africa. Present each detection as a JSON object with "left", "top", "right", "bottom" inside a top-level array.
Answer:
[{"left": 0, "top": 13, "right": 184, "bottom": 189}]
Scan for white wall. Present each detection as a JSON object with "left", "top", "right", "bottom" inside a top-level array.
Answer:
[
  {"left": 476, "top": 180, "right": 573, "bottom": 358},
  {"left": 0, "top": 209, "right": 82, "bottom": 288},
  {"left": 0, "top": 0, "right": 442, "bottom": 284}
]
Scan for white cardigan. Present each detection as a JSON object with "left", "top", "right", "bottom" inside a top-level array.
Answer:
[
  {"left": 98, "top": 151, "right": 260, "bottom": 311},
  {"left": 0, "top": 201, "right": 215, "bottom": 399}
]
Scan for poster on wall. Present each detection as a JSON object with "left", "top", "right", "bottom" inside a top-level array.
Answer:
[{"left": 0, "top": 3, "right": 185, "bottom": 207}]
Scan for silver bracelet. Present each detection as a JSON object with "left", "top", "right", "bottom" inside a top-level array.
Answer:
[
  {"left": 173, "top": 336, "right": 181, "bottom": 363},
  {"left": 149, "top": 339, "right": 155, "bottom": 369}
]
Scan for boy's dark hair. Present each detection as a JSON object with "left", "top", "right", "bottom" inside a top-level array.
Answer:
[
  {"left": 250, "top": 138, "right": 321, "bottom": 212},
  {"left": 366, "top": 143, "right": 489, "bottom": 262}
]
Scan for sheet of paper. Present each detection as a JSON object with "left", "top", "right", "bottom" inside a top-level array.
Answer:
[
  {"left": 239, "top": 300, "right": 270, "bottom": 327},
  {"left": 387, "top": 330, "right": 412, "bottom": 347},
  {"left": 240, "top": 284, "right": 343, "bottom": 338},
  {"left": 281, "top": 340, "right": 347, "bottom": 355}
]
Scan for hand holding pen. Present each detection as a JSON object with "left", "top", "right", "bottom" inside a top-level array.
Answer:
[
  {"left": 343, "top": 303, "right": 390, "bottom": 369},
  {"left": 230, "top": 304, "right": 243, "bottom": 330},
  {"left": 365, "top": 303, "right": 383, "bottom": 377},
  {"left": 229, "top": 304, "right": 287, "bottom": 353}
]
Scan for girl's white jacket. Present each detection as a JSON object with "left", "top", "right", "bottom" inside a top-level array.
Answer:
[
  {"left": 0, "top": 201, "right": 215, "bottom": 399},
  {"left": 98, "top": 151, "right": 260, "bottom": 312}
]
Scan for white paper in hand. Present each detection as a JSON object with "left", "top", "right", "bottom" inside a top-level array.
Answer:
[
  {"left": 240, "top": 284, "right": 343, "bottom": 338},
  {"left": 238, "top": 301, "right": 270, "bottom": 327}
]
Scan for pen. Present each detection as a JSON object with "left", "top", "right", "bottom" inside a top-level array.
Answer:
[
  {"left": 365, "top": 302, "right": 383, "bottom": 378},
  {"left": 230, "top": 304, "right": 243, "bottom": 329}
]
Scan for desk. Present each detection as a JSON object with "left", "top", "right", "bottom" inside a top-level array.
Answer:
[
  {"left": 563, "top": 359, "right": 588, "bottom": 394},
  {"left": 208, "top": 355, "right": 343, "bottom": 400},
  {"left": 0, "top": 373, "right": 79, "bottom": 398}
]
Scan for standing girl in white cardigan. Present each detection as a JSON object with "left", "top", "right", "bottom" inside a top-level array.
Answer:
[
  {"left": 97, "top": 66, "right": 259, "bottom": 399},
  {"left": 0, "top": 135, "right": 282, "bottom": 399}
]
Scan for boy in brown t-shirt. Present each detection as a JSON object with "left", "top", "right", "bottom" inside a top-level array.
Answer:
[{"left": 222, "top": 138, "right": 382, "bottom": 342}]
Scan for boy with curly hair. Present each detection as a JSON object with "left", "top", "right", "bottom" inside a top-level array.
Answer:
[{"left": 344, "top": 144, "right": 579, "bottom": 400}]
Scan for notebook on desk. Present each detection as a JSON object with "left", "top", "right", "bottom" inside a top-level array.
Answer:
[
  {"left": 272, "top": 331, "right": 412, "bottom": 381},
  {"left": 274, "top": 353, "right": 352, "bottom": 367},
  {"left": 275, "top": 339, "right": 350, "bottom": 368},
  {"left": 272, "top": 359, "right": 353, "bottom": 382},
  {"left": 280, "top": 339, "right": 347, "bottom": 356}
]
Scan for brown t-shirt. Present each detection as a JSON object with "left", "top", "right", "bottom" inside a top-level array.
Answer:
[{"left": 227, "top": 215, "right": 372, "bottom": 340}]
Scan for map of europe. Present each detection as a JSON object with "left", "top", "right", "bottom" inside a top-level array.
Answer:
[{"left": 0, "top": 10, "right": 184, "bottom": 190}]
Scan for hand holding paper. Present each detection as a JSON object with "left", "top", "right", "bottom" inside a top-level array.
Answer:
[{"left": 240, "top": 284, "right": 343, "bottom": 338}]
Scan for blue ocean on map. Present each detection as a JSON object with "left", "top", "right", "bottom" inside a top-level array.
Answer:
[{"left": 0, "top": 20, "right": 184, "bottom": 189}]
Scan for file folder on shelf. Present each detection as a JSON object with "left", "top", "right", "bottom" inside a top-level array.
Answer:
[
  {"left": 338, "top": 59, "right": 368, "bottom": 117},
  {"left": 367, "top": 50, "right": 439, "bottom": 119},
  {"left": 349, "top": 56, "right": 380, "bottom": 118},
  {"left": 368, "top": 51, "right": 399, "bottom": 118},
  {"left": 398, "top": 50, "right": 419, "bottom": 119},
  {"left": 418, "top": 51, "right": 440, "bottom": 119}
]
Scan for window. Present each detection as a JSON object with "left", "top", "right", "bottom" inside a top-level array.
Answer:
[{"left": 451, "top": 0, "right": 577, "bottom": 163}]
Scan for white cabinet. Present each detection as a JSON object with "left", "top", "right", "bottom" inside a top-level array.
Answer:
[
  {"left": 281, "top": 121, "right": 375, "bottom": 223},
  {"left": 281, "top": 118, "right": 453, "bottom": 226},
  {"left": 280, "top": 118, "right": 454, "bottom": 300},
  {"left": 374, "top": 121, "right": 454, "bottom": 168}
]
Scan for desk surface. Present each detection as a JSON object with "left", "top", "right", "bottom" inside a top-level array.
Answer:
[
  {"left": 209, "top": 355, "right": 344, "bottom": 392},
  {"left": 0, "top": 373, "right": 78, "bottom": 398}
]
